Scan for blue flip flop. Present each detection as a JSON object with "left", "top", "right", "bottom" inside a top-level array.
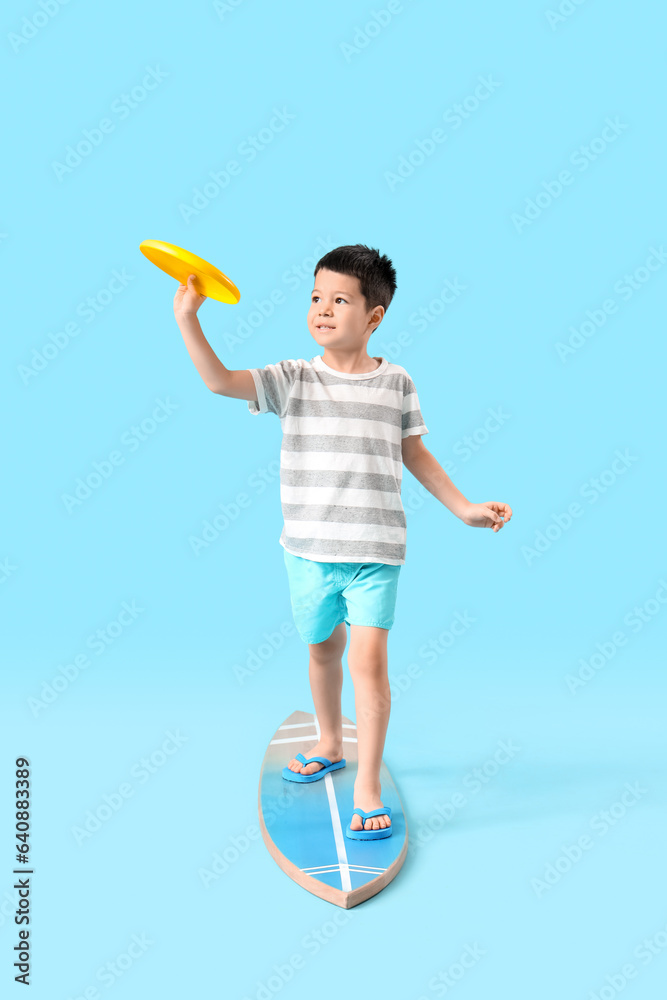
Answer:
[
  {"left": 345, "top": 805, "right": 393, "bottom": 840},
  {"left": 282, "top": 753, "right": 346, "bottom": 783}
]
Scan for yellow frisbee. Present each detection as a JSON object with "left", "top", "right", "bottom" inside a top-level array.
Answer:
[{"left": 139, "top": 239, "right": 241, "bottom": 304}]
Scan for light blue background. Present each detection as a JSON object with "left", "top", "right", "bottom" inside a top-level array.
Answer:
[{"left": 2, "top": 0, "right": 666, "bottom": 997}]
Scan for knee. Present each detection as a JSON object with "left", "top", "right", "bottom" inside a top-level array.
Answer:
[{"left": 347, "top": 650, "right": 388, "bottom": 679}]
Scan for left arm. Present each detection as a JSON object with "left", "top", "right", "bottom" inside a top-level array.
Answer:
[{"left": 401, "top": 436, "right": 512, "bottom": 531}]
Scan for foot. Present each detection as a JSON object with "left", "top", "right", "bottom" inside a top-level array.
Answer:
[
  {"left": 286, "top": 741, "right": 344, "bottom": 777},
  {"left": 350, "top": 782, "right": 391, "bottom": 831}
]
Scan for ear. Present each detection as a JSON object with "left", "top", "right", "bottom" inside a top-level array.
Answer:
[{"left": 370, "top": 305, "right": 384, "bottom": 333}]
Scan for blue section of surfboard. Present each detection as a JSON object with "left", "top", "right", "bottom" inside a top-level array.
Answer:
[{"left": 258, "top": 710, "right": 408, "bottom": 908}]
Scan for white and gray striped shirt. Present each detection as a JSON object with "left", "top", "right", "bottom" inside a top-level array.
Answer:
[{"left": 247, "top": 354, "right": 429, "bottom": 565}]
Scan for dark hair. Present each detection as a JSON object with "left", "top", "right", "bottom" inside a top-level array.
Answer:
[{"left": 314, "top": 244, "right": 397, "bottom": 314}]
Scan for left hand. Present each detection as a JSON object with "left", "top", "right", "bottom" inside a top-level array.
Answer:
[{"left": 462, "top": 501, "right": 513, "bottom": 532}]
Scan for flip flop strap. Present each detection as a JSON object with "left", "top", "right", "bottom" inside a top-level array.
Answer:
[
  {"left": 296, "top": 754, "right": 332, "bottom": 767},
  {"left": 354, "top": 806, "right": 391, "bottom": 819}
]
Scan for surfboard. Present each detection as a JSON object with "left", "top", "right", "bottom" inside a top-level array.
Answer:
[{"left": 258, "top": 710, "right": 408, "bottom": 908}]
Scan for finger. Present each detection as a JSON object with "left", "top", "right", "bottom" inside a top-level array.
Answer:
[
  {"left": 493, "top": 505, "right": 510, "bottom": 526},
  {"left": 488, "top": 502, "right": 512, "bottom": 521}
]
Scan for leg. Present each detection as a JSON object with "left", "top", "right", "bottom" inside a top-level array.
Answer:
[
  {"left": 286, "top": 621, "right": 348, "bottom": 776},
  {"left": 346, "top": 624, "right": 392, "bottom": 831}
]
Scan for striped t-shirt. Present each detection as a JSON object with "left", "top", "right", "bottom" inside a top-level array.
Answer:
[{"left": 247, "top": 354, "right": 428, "bottom": 566}]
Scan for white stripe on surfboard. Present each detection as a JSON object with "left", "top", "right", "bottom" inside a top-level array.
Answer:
[
  {"left": 313, "top": 715, "right": 353, "bottom": 893},
  {"left": 302, "top": 867, "right": 387, "bottom": 877},
  {"left": 323, "top": 775, "right": 352, "bottom": 892},
  {"left": 302, "top": 864, "right": 386, "bottom": 873},
  {"left": 270, "top": 736, "right": 357, "bottom": 745},
  {"left": 278, "top": 722, "right": 357, "bottom": 730}
]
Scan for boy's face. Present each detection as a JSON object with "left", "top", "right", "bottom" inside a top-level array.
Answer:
[{"left": 308, "top": 268, "right": 384, "bottom": 352}]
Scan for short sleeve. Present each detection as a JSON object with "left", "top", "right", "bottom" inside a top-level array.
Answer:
[
  {"left": 402, "top": 375, "right": 429, "bottom": 438},
  {"left": 247, "top": 359, "right": 302, "bottom": 418}
]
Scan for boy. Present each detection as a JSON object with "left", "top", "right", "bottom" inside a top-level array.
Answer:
[{"left": 174, "top": 244, "right": 512, "bottom": 840}]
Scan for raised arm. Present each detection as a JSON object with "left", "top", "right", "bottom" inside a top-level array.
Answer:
[{"left": 173, "top": 273, "right": 257, "bottom": 400}]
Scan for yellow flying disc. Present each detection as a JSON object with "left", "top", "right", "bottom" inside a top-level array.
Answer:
[{"left": 139, "top": 239, "right": 241, "bottom": 304}]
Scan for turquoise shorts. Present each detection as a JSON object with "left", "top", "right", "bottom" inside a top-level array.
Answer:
[{"left": 282, "top": 549, "right": 401, "bottom": 645}]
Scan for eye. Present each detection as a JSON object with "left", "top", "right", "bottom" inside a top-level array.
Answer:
[{"left": 336, "top": 297, "right": 346, "bottom": 303}]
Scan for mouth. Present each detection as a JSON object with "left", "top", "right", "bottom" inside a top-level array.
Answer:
[{"left": 316, "top": 324, "right": 335, "bottom": 331}]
